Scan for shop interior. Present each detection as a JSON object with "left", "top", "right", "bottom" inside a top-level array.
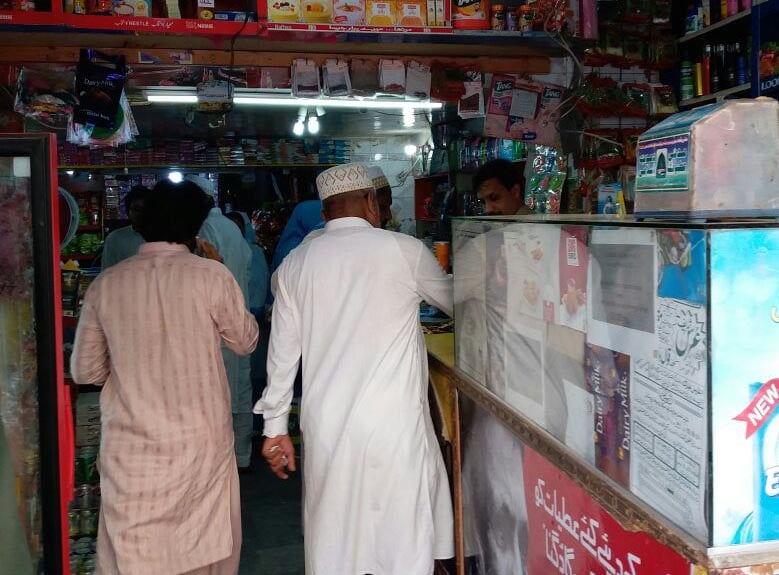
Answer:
[{"left": 2, "top": 0, "right": 779, "bottom": 573}]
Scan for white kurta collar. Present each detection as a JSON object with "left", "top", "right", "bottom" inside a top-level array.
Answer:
[{"left": 324, "top": 217, "right": 373, "bottom": 231}]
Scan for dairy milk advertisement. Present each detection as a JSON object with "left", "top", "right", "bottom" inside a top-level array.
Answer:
[{"left": 711, "top": 229, "right": 779, "bottom": 547}]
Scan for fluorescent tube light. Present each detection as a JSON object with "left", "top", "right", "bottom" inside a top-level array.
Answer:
[
  {"left": 146, "top": 94, "right": 198, "bottom": 103},
  {"left": 145, "top": 90, "right": 443, "bottom": 110},
  {"left": 232, "top": 96, "right": 442, "bottom": 110}
]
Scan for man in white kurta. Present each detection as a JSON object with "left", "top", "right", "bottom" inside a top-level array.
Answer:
[
  {"left": 255, "top": 163, "right": 454, "bottom": 575},
  {"left": 189, "top": 176, "right": 254, "bottom": 470},
  {"left": 71, "top": 181, "right": 259, "bottom": 575}
]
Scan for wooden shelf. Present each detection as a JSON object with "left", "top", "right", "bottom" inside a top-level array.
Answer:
[
  {"left": 679, "top": 8, "right": 751, "bottom": 43},
  {"left": 679, "top": 83, "right": 750, "bottom": 107},
  {"left": 58, "top": 163, "right": 336, "bottom": 170},
  {"left": 266, "top": 22, "right": 452, "bottom": 35}
]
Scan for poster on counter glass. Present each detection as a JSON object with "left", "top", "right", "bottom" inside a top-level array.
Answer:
[{"left": 711, "top": 228, "right": 779, "bottom": 547}]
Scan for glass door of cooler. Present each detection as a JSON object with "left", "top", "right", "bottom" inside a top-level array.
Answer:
[{"left": 0, "top": 133, "right": 68, "bottom": 575}]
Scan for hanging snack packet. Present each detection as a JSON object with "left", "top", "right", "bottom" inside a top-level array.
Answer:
[
  {"left": 525, "top": 145, "right": 567, "bottom": 214},
  {"left": 379, "top": 59, "right": 406, "bottom": 95},
  {"left": 351, "top": 59, "right": 379, "bottom": 97},
  {"left": 457, "top": 71, "right": 484, "bottom": 119},
  {"left": 74, "top": 50, "right": 127, "bottom": 129},
  {"left": 405, "top": 61, "right": 431, "bottom": 99},
  {"left": 292, "top": 59, "right": 321, "bottom": 98},
  {"left": 15, "top": 66, "right": 78, "bottom": 129},
  {"left": 324, "top": 59, "right": 352, "bottom": 96},
  {"left": 68, "top": 91, "right": 138, "bottom": 147}
]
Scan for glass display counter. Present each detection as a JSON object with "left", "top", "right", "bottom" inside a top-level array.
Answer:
[{"left": 449, "top": 214, "right": 779, "bottom": 573}]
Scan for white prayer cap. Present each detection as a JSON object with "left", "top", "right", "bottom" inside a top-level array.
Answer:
[
  {"left": 316, "top": 163, "right": 373, "bottom": 201},
  {"left": 186, "top": 174, "right": 216, "bottom": 198},
  {"left": 367, "top": 165, "right": 390, "bottom": 190}
]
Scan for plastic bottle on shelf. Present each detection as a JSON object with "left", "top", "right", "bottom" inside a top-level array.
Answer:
[
  {"left": 725, "top": 43, "right": 737, "bottom": 88},
  {"left": 702, "top": 44, "right": 712, "bottom": 95},
  {"left": 685, "top": 3, "right": 699, "bottom": 32},
  {"left": 490, "top": 3, "right": 505, "bottom": 30},
  {"left": 505, "top": 5, "right": 517, "bottom": 30},
  {"left": 694, "top": 62, "right": 704, "bottom": 97},
  {"left": 736, "top": 42, "right": 747, "bottom": 85},
  {"left": 680, "top": 60, "right": 695, "bottom": 101}
]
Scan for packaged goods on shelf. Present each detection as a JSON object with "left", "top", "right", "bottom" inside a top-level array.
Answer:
[
  {"left": 333, "top": 0, "right": 365, "bottom": 24},
  {"left": 75, "top": 424, "right": 101, "bottom": 447},
  {"left": 301, "top": 0, "right": 332, "bottom": 22},
  {"left": 292, "top": 59, "right": 321, "bottom": 97},
  {"left": 76, "top": 393, "right": 101, "bottom": 427},
  {"left": 323, "top": 59, "right": 352, "bottom": 96},
  {"left": 366, "top": 0, "right": 396, "bottom": 25},
  {"left": 398, "top": 0, "right": 425, "bottom": 25}
]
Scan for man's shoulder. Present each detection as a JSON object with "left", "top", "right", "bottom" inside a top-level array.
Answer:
[{"left": 104, "top": 225, "right": 135, "bottom": 241}]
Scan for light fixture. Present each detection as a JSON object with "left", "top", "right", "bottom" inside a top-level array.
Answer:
[
  {"left": 374, "top": 153, "right": 383, "bottom": 161},
  {"left": 293, "top": 107, "right": 307, "bottom": 136},
  {"left": 235, "top": 95, "right": 442, "bottom": 110},
  {"left": 168, "top": 170, "right": 184, "bottom": 183},
  {"left": 404, "top": 144, "right": 418, "bottom": 157},
  {"left": 65, "top": 170, "right": 74, "bottom": 176},
  {"left": 147, "top": 94, "right": 198, "bottom": 103},
  {"left": 145, "top": 89, "right": 443, "bottom": 110},
  {"left": 307, "top": 115, "right": 320, "bottom": 135}
]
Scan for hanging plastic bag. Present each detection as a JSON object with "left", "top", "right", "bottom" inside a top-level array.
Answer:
[
  {"left": 351, "top": 59, "right": 379, "bottom": 97},
  {"left": 292, "top": 59, "right": 321, "bottom": 98},
  {"left": 67, "top": 91, "right": 138, "bottom": 147},
  {"left": 74, "top": 49, "right": 128, "bottom": 129},
  {"left": 405, "top": 61, "right": 431, "bottom": 100},
  {"left": 14, "top": 66, "right": 77, "bottom": 129},
  {"left": 323, "top": 59, "right": 352, "bottom": 97}
]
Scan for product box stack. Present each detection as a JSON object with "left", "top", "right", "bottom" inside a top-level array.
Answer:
[
  {"left": 69, "top": 392, "right": 102, "bottom": 575},
  {"left": 316, "top": 139, "right": 351, "bottom": 164}
]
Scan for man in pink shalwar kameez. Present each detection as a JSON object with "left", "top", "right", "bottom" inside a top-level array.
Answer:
[{"left": 71, "top": 181, "right": 259, "bottom": 575}]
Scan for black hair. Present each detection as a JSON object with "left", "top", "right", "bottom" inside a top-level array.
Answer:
[
  {"left": 473, "top": 159, "right": 522, "bottom": 195},
  {"left": 124, "top": 185, "right": 150, "bottom": 213},
  {"left": 140, "top": 181, "right": 211, "bottom": 244}
]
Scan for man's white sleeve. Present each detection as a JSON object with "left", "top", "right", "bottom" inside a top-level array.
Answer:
[
  {"left": 414, "top": 241, "right": 454, "bottom": 317},
  {"left": 253, "top": 265, "right": 301, "bottom": 437}
]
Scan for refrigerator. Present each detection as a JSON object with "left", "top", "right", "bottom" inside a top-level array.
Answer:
[{"left": 0, "top": 133, "right": 73, "bottom": 574}]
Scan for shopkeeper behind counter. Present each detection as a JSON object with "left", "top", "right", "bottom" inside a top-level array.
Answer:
[{"left": 473, "top": 159, "right": 530, "bottom": 217}]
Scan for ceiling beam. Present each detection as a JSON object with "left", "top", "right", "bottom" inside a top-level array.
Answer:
[{"left": 0, "top": 32, "right": 556, "bottom": 73}]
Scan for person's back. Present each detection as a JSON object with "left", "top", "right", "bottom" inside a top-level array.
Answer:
[
  {"left": 271, "top": 199, "right": 324, "bottom": 273},
  {"left": 261, "top": 163, "right": 453, "bottom": 574},
  {"left": 283, "top": 221, "right": 445, "bottom": 424},
  {"left": 71, "top": 181, "right": 258, "bottom": 575},
  {"left": 85, "top": 249, "right": 245, "bottom": 438},
  {"left": 200, "top": 209, "right": 251, "bottom": 297},
  {"left": 101, "top": 185, "right": 149, "bottom": 270}
]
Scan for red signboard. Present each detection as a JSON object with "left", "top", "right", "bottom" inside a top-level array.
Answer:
[{"left": 522, "top": 447, "right": 693, "bottom": 575}]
